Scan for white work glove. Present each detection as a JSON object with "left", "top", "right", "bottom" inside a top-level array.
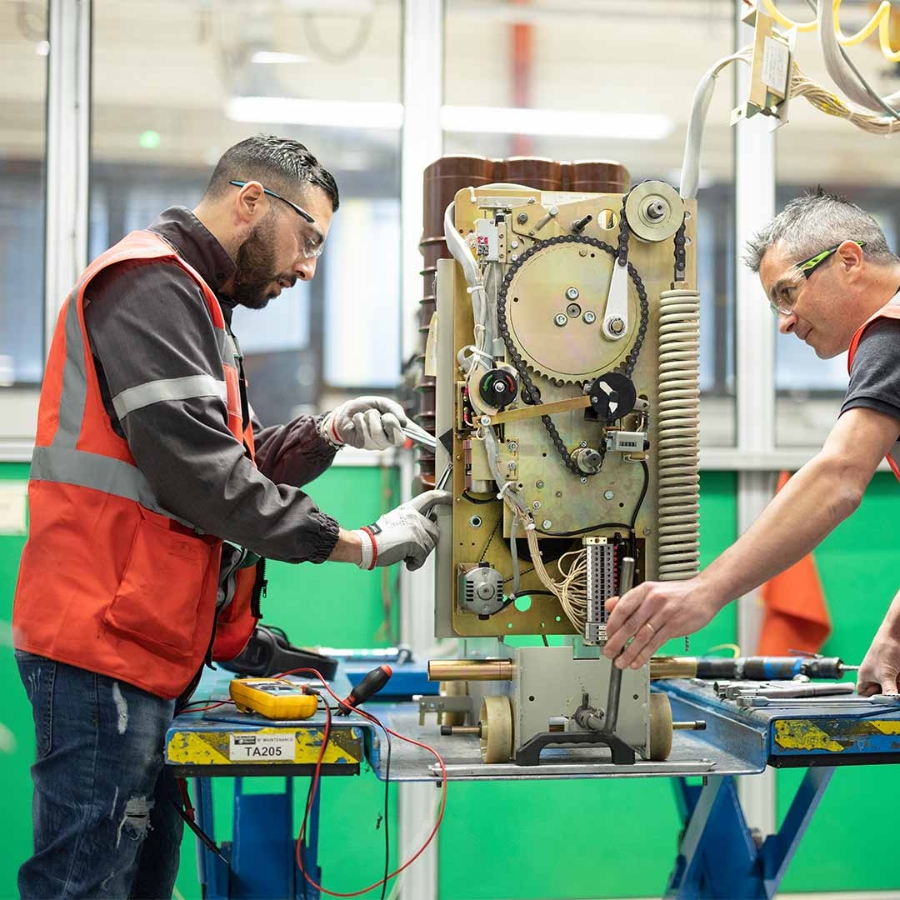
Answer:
[
  {"left": 354, "top": 490, "right": 452, "bottom": 571},
  {"left": 320, "top": 396, "right": 408, "bottom": 451}
]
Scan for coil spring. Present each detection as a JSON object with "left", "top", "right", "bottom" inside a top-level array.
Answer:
[{"left": 657, "top": 289, "right": 700, "bottom": 580}]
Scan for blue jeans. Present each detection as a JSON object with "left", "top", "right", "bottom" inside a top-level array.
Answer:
[{"left": 16, "top": 651, "right": 185, "bottom": 899}]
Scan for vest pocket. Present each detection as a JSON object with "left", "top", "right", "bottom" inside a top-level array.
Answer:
[{"left": 104, "top": 517, "right": 215, "bottom": 660}]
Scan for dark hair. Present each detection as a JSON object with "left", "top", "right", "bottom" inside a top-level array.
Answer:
[
  {"left": 205, "top": 134, "right": 340, "bottom": 211},
  {"left": 744, "top": 186, "right": 897, "bottom": 272}
]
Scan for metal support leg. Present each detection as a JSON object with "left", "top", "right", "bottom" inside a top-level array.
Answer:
[
  {"left": 296, "top": 780, "right": 323, "bottom": 900},
  {"left": 667, "top": 770, "right": 834, "bottom": 899},
  {"left": 192, "top": 776, "right": 324, "bottom": 900},
  {"left": 760, "top": 767, "right": 834, "bottom": 894}
]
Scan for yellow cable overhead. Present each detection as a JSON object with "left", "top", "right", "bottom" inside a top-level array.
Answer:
[{"left": 761, "top": 0, "right": 900, "bottom": 62}]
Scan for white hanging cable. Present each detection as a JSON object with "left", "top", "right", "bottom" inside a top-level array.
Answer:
[
  {"left": 816, "top": 0, "right": 900, "bottom": 118},
  {"left": 680, "top": 50, "right": 751, "bottom": 200}
]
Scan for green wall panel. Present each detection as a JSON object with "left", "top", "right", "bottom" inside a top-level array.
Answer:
[{"left": 778, "top": 471, "right": 900, "bottom": 893}]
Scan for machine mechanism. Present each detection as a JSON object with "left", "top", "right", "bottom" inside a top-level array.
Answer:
[{"left": 415, "top": 156, "right": 703, "bottom": 766}]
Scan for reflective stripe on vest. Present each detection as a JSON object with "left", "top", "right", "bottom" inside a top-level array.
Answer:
[
  {"left": 847, "top": 290, "right": 900, "bottom": 482},
  {"left": 14, "top": 230, "right": 260, "bottom": 698},
  {"left": 33, "top": 239, "right": 246, "bottom": 523}
]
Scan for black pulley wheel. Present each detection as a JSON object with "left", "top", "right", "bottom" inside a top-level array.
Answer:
[{"left": 587, "top": 372, "right": 637, "bottom": 422}]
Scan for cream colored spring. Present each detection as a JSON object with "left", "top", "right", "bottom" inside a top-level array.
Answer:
[{"left": 657, "top": 289, "right": 700, "bottom": 580}]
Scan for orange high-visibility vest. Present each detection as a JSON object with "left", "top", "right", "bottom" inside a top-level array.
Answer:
[
  {"left": 13, "top": 231, "right": 261, "bottom": 699},
  {"left": 847, "top": 291, "right": 900, "bottom": 482}
]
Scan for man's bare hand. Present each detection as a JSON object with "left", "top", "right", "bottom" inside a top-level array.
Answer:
[
  {"left": 602, "top": 578, "right": 721, "bottom": 669},
  {"left": 857, "top": 634, "right": 900, "bottom": 696}
]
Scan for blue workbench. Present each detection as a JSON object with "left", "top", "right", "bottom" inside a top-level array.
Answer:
[{"left": 166, "top": 667, "right": 900, "bottom": 899}]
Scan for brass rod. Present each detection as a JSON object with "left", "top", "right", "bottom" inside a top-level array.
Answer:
[{"left": 428, "top": 659, "right": 514, "bottom": 681}]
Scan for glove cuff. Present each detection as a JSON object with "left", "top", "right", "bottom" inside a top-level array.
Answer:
[
  {"left": 318, "top": 412, "right": 345, "bottom": 450},
  {"left": 354, "top": 527, "right": 377, "bottom": 570}
]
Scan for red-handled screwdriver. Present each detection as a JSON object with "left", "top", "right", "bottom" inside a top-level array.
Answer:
[{"left": 336, "top": 664, "right": 393, "bottom": 715}]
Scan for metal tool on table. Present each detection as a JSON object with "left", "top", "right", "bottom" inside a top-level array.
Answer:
[
  {"left": 336, "top": 664, "right": 393, "bottom": 715},
  {"left": 697, "top": 654, "right": 859, "bottom": 681},
  {"left": 603, "top": 556, "right": 635, "bottom": 737}
]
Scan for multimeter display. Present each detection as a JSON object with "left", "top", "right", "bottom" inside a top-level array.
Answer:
[{"left": 229, "top": 678, "right": 319, "bottom": 720}]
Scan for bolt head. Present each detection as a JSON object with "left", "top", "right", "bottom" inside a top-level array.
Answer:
[
  {"left": 580, "top": 477, "right": 587, "bottom": 484},
  {"left": 609, "top": 316, "right": 626, "bottom": 335},
  {"left": 507, "top": 441, "right": 518, "bottom": 452},
  {"left": 542, "top": 519, "right": 552, "bottom": 530},
  {"left": 579, "top": 249, "right": 588, "bottom": 257},
  {"left": 480, "top": 415, "right": 491, "bottom": 425},
  {"left": 507, "top": 461, "right": 517, "bottom": 471},
  {"left": 555, "top": 491, "right": 563, "bottom": 498},
  {"left": 580, "top": 441, "right": 587, "bottom": 448},
  {"left": 510, "top": 240, "right": 519, "bottom": 249},
  {"left": 554, "top": 314, "right": 568, "bottom": 327},
  {"left": 643, "top": 527, "right": 652, "bottom": 536},
  {"left": 532, "top": 500, "right": 542, "bottom": 510},
  {"left": 565, "top": 287, "right": 579, "bottom": 300},
  {"left": 493, "top": 382, "right": 507, "bottom": 394},
  {"left": 604, "top": 490, "right": 615, "bottom": 500},
  {"left": 536, "top": 481, "right": 544, "bottom": 489},
  {"left": 517, "top": 212, "right": 528, "bottom": 224},
  {"left": 583, "top": 311, "right": 597, "bottom": 324},
  {"left": 511, "top": 254, "right": 519, "bottom": 261}
]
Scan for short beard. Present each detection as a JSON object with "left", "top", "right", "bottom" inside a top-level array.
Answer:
[{"left": 231, "top": 212, "right": 280, "bottom": 310}]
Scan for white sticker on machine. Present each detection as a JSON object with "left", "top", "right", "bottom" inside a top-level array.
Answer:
[
  {"left": 762, "top": 36, "right": 789, "bottom": 98},
  {"left": 229, "top": 732, "right": 296, "bottom": 762}
]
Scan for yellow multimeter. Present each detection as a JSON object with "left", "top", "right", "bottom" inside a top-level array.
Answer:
[{"left": 229, "top": 678, "right": 319, "bottom": 720}]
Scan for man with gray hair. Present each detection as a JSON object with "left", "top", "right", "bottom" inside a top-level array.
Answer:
[{"left": 603, "top": 190, "right": 900, "bottom": 695}]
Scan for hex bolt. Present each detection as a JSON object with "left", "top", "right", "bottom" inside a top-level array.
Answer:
[
  {"left": 507, "top": 441, "right": 518, "bottom": 452},
  {"left": 532, "top": 500, "right": 542, "bottom": 510},
  {"left": 536, "top": 480, "right": 544, "bottom": 489},
  {"left": 608, "top": 316, "right": 625, "bottom": 335},
  {"left": 583, "top": 311, "right": 597, "bottom": 324},
  {"left": 507, "top": 461, "right": 517, "bottom": 471},
  {"left": 480, "top": 415, "right": 491, "bottom": 426},
  {"left": 604, "top": 490, "right": 615, "bottom": 500},
  {"left": 580, "top": 441, "right": 587, "bottom": 448},
  {"left": 565, "top": 287, "right": 580, "bottom": 301},
  {"left": 517, "top": 212, "right": 528, "bottom": 224},
  {"left": 534, "top": 206, "right": 558, "bottom": 231},
  {"left": 511, "top": 254, "right": 519, "bottom": 261},
  {"left": 554, "top": 314, "right": 568, "bottom": 327},
  {"left": 510, "top": 240, "right": 520, "bottom": 249},
  {"left": 542, "top": 519, "right": 553, "bottom": 530}
]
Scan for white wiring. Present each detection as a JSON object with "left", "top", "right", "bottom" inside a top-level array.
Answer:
[
  {"left": 680, "top": 50, "right": 751, "bottom": 200},
  {"left": 816, "top": 0, "right": 900, "bottom": 117},
  {"left": 790, "top": 57, "right": 900, "bottom": 136}
]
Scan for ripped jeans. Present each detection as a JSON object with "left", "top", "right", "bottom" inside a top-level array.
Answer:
[{"left": 16, "top": 651, "right": 184, "bottom": 899}]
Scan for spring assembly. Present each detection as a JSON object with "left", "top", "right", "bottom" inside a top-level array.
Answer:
[{"left": 657, "top": 289, "right": 700, "bottom": 579}]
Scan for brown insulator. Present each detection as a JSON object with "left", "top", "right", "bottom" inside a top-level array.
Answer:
[
  {"left": 422, "top": 155, "right": 495, "bottom": 261},
  {"left": 502, "top": 156, "right": 562, "bottom": 191},
  {"left": 566, "top": 160, "right": 630, "bottom": 194},
  {"left": 420, "top": 295, "right": 436, "bottom": 330}
]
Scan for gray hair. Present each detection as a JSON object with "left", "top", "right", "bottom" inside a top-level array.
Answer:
[{"left": 744, "top": 188, "right": 897, "bottom": 272}]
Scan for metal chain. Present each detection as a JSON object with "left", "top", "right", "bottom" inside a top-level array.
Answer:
[
  {"left": 674, "top": 217, "right": 687, "bottom": 281},
  {"left": 497, "top": 232, "right": 649, "bottom": 475}
]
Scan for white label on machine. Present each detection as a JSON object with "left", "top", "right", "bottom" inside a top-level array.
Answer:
[
  {"left": 761, "top": 36, "right": 789, "bottom": 98},
  {"left": 229, "top": 732, "right": 296, "bottom": 762}
]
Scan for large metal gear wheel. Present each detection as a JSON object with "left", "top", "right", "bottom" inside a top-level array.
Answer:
[{"left": 505, "top": 242, "right": 636, "bottom": 384}]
